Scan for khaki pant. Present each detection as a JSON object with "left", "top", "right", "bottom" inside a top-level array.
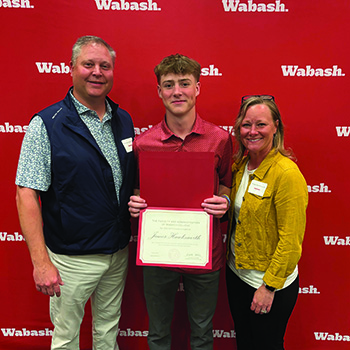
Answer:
[{"left": 48, "top": 246, "right": 129, "bottom": 350}]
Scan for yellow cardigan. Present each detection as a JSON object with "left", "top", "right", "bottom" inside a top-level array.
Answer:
[{"left": 227, "top": 149, "right": 308, "bottom": 289}]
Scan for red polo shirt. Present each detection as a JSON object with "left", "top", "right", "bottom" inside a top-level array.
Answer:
[{"left": 134, "top": 114, "right": 233, "bottom": 274}]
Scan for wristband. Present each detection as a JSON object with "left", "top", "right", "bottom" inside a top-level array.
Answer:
[{"left": 221, "top": 194, "right": 231, "bottom": 208}]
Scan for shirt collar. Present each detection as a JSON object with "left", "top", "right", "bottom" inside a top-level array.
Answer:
[
  {"left": 233, "top": 148, "right": 280, "bottom": 180},
  {"left": 159, "top": 114, "right": 205, "bottom": 141},
  {"left": 69, "top": 89, "right": 112, "bottom": 121},
  {"left": 250, "top": 149, "right": 280, "bottom": 180}
]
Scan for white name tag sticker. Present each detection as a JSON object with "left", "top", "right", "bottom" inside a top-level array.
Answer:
[
  {"left": 122, "top": 137, "right": 133, "bottom": 153},
  {"left": 248, "top": 180, "right": 268, "bottom": 197}
]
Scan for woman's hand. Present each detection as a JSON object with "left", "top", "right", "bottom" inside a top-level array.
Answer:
[{"left": 250, "top": 284, "right": 275, "bottom": 314}]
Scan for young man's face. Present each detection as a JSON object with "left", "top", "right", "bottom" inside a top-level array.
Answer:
[{"left": 157, "top": 73, "right": 200, "bottom": 118}]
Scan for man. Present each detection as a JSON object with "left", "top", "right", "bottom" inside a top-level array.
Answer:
[
  {"left": 128, "top": 54, "right": 233, "bottom": 349},
  {"left": 16, "top": 36, "right": 135, "bottom": 350}
]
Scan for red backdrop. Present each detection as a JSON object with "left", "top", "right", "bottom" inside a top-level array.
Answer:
[{"left": 1, "top": 0, "right": 349, "bottom": 349}]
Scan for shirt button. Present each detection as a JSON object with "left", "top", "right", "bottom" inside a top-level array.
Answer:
[
  {"left": 237, "top": 220, "right": 241, "bottom": 224},
  {"left": 237, "top": 242, "right": 242, "bottom": 247},
  {"left": 238, "top": 264, "right": 243, "bottom": 268}
]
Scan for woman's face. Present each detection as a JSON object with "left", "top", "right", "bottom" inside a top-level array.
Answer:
[{"left": 240, "top": 103, "right": 278, "bottom": 158}]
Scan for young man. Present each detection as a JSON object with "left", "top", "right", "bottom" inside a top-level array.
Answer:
[
  {"left": 16, "top": 36, "right": 135, "bottom": 349},
  {"left": 128, "top": 54, "right": 233, "bottom": 349}
]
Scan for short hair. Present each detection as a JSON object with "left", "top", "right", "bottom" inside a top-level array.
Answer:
[
  {"left": 71, "top": 35, "right": 116, "bottom": 66},
  {"left": 234, "top": 96, "right": 293, "bottom": 161},
  {"left": 154, "top": 54, "right": 201, "bottom": 83}
]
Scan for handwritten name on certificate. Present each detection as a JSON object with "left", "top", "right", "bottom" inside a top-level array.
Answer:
[{"left": 137, "top": 209, "right": 212, "bottom": 269}]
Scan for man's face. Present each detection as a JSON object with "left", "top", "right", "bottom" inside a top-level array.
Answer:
[
  {"left": 157, "top": 73, "right": 200, "bottom": 118},
  {"left": 71, "top": 43, "right": 114, "bottom": 106}
]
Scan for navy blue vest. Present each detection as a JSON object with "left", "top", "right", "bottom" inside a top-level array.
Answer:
[{"left": 38, "top": 91, "right": 135, "bottom": 255}]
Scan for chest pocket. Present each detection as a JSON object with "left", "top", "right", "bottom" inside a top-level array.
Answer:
[{"left": 245, "top": 183, "right": 273, "bottom": 224}]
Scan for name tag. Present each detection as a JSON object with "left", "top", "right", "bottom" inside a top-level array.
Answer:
[
  {"left": 122, "top": 137, "right": 133, "bottom": 153},
  {"left": 248, "top": 180, "right": 268, "bottom": 197}
]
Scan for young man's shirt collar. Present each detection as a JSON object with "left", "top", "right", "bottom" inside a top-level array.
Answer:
[{"left": 159, "top": 114, "right": 206, "bottom": 141}]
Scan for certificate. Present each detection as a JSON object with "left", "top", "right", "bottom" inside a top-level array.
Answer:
[
  {"left": 137, "top": 208, "right": 213, "bottom": 269},
  {"left": 137, "top": 152, "right": 215, "bottom": 269}
]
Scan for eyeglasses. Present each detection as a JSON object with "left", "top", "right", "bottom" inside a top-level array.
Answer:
[{"left": 241, "top": 95, "right": 275, "bottom": 104}]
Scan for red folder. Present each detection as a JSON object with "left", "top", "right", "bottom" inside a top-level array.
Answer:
[{"left": 139, "top": 151, "right": 215, "bottom": 208}]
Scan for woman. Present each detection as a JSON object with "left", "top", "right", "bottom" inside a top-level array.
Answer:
[{"left": 226, "top": 95, "right": 308, "bottom": 350}]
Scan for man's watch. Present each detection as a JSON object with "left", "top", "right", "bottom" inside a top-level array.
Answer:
[{"left": 264, "top": 283, "right": 276, "bottom": 292}]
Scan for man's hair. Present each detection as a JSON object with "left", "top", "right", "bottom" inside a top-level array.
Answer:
[
  {"left": 71, "top": 35, "right": 116, "bottom": 66},
  {"left": 154, "top": 54, "right": 201, "bottom": 83}
]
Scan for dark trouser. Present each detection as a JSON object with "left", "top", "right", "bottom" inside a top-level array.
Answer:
[
  {"left": 143, "top": 266, "right": 221, "bottom": 350},
  {"left": 226, "top": 266, "right": 299, "bottom": 350}
]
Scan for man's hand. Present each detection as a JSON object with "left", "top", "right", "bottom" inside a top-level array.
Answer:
[
  {"left": 128, "top": 195, "right": 147, "bottom": 218},
  {"left": 201, "top": 195, "right": 229, "bottom": 218},
  {"left": 34, "top": 261, "right": 64, "bottom": 297}
]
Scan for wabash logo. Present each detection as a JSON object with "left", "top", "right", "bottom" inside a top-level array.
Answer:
[
  {"left": 336, "top": 126, "right": 350, "bottom": 137},
  {"left": 307, "top": 183, "right": 331, "bottom": 193},
  {"left": 117, "top": 328, "right": 148, "bottom": 337},
  {"left": 201, "top": 65, "right": 222, "bottom": 77},
  {"left": 0, "top": 0, "right": 34, "bottom": 8},
  {"left": 95, "top": 0, "right": 161, "bottom": 11},
  {"left": 1, "top": 328, "right": 53, "bottom": 337},
  {"left": 281, "top": 65, "right": 345, "bottom": 77},
  {"left": 299, "top": 285, "right": 320, "bottom": 294},
  {"left": 220, "top": 125, "right": 235, "bottom": 136},
  {"left": 36, "top": 62, "right": 70, "bottom": 74},
  {"left": 222, "top": 0, "right": 288, "bottom": 12},
  {"left": 0, "top": 122, "right": 28, "bottom": 133},
  {"left": 314, "top": 332, "right": 350, "bottom": 342},
  {"left": 134, "top": 125, "right": 153, "bottom": 135},
  {"left": 324, "top": 236, "right": 350, "bottom": 246},
  {"left": 213, "top": 329, "right": 236, "bottom": 338},
  {"left": 0, "top": 232, "right": 25, "bottom": 241}
]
